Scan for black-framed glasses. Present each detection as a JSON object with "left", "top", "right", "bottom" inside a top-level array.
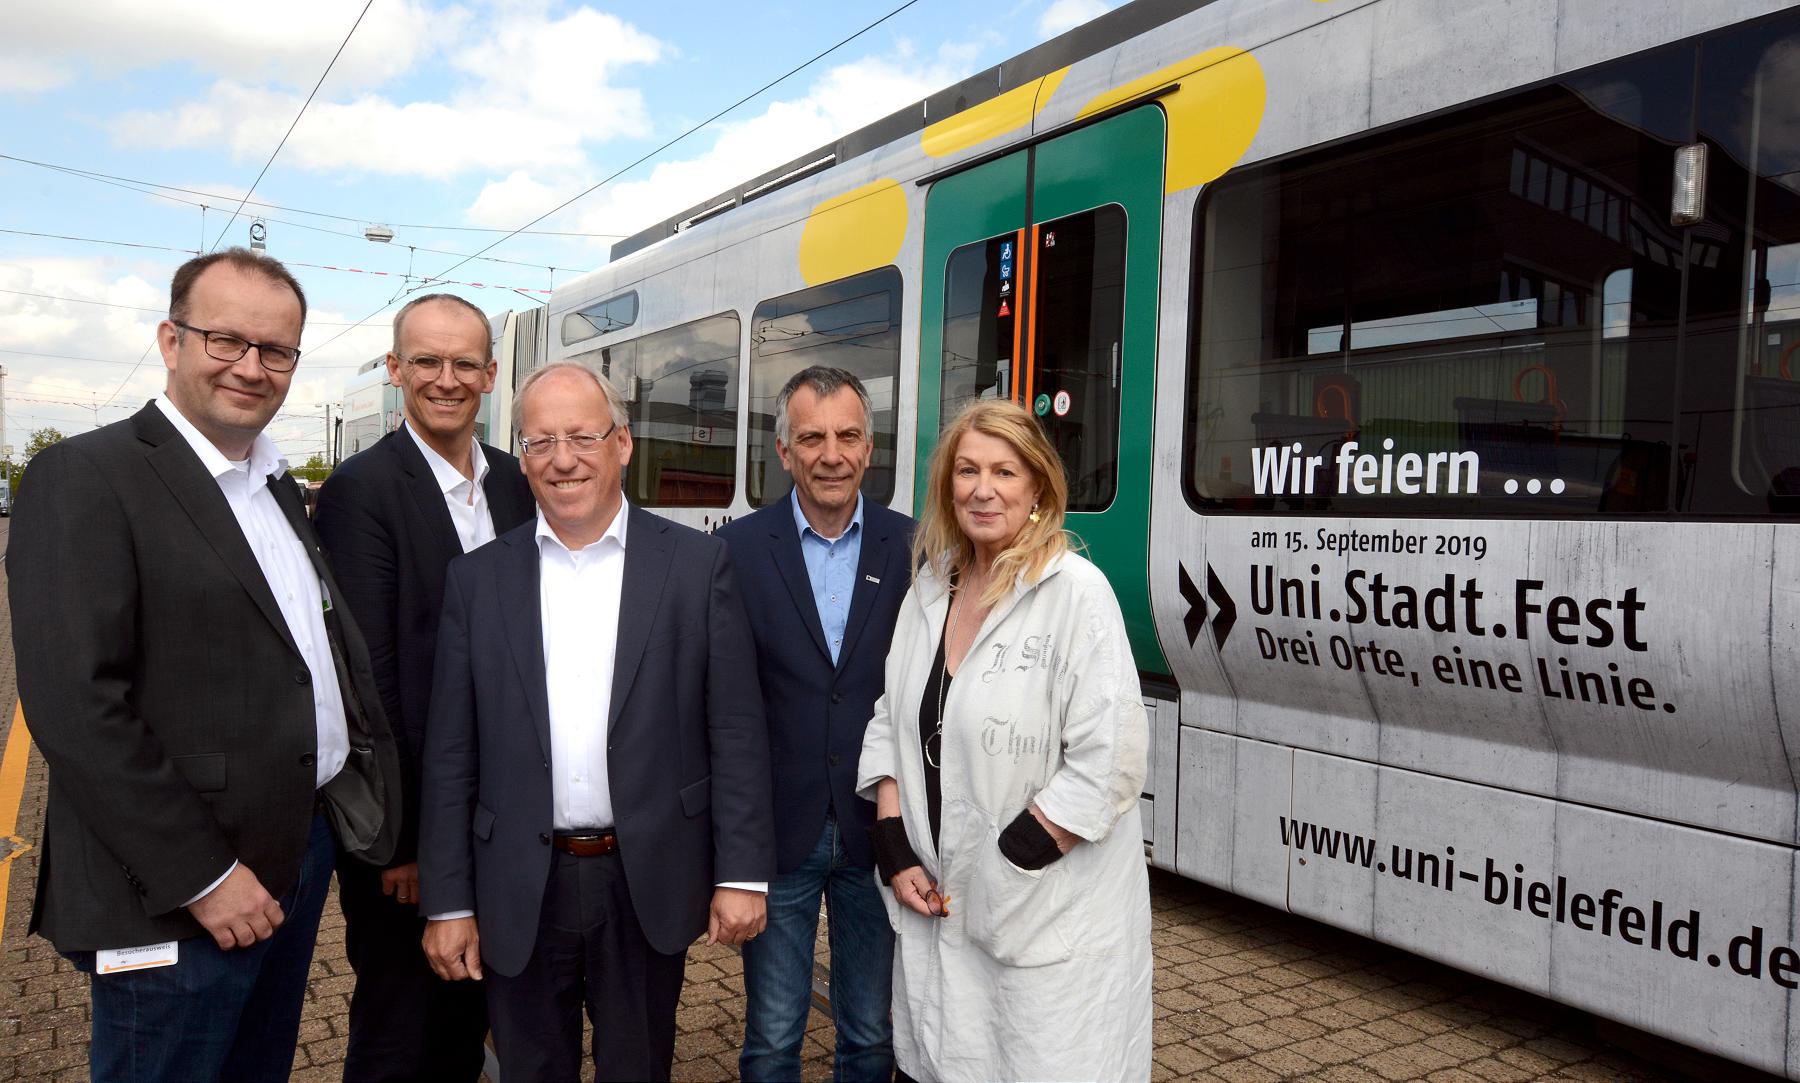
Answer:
[
  {"left": 518, "top": 422, "right": 621, "bottom": 457},
  {"left": 173, "top": 321, "right": 301, "bottom": 372},
  {"left": 404, "top": 355, "right": 490, "bottom": 381}
]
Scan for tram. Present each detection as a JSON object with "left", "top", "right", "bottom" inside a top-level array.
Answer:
[
  {"left": 479, "top": 0, "right": 1800, "bottom": 1072},
  {"left": 338, "top": 359, "right": 399, "bottom": 459}
]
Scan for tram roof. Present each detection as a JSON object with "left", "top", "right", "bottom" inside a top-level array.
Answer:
[{"left": 609, "top": 0, "right": 1219, "bottom": 262}]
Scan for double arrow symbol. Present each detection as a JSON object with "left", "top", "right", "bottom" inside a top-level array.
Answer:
[{"left": 1179, "top": 562, "right": 1237, "bottom": 651}]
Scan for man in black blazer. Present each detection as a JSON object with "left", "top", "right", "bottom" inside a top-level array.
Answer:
[
  {"left": 9, "top": 249, "right": 401, "bottom": 1083},
  {"left": 314, "top": 293, "right": 534, "bottom": 1082},
  {"left": 418, "top": 360, "right": 775, "bottom": 1081},
  {"left": 719, "top": 367, "right": 914, "bottom": 1081}
]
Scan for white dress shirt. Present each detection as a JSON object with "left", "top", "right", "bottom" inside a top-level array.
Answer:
[
  {"left": 538, "top": 507, "right": 627, "bottom": 831},
  {"left": 156, "top": 396, "right": 350, "bottom": 905},
  {"left": 404, "top": 421, "right": 495, "bottom": 553}
]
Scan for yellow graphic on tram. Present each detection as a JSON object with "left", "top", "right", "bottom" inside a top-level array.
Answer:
[
  {"left": 798, "top": 178, "right": 909, "bottom": 285},
  {"left": 921, "top": 68, "right": 1071, "bottom": 158},
  {"left": 1077, "top": 45, "right": 1266, "bottom": 193}
]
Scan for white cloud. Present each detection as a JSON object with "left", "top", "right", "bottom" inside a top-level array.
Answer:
[
  {"left": 488, "top": 48, "right": 966, "bottom": 246},
  {"left": 0, "top": 57, "right": 72, "bottom": 95},
  {"left": 450, "top": 5, "right": 663, "bottom": 132},
  {"left": 0, "top": 0, "right": 447, "bottom": 96},
  {"left": 1038, "top": 0, "right": 1110, "bottom": 38},
  {"left": 464, "top": 171, "right": 581, "bottom": 229},
  {"left": 109, "top": 5, "right": 663, "bottom": 179},
  {"left": 0, "top": 258, "right": 171, "bottom": 442},
  {"left": 118, "top": 83, "right": 594, "bottom": 177},
  {"left": 0, "top": 257, "right": 390, "bottom": 460}
]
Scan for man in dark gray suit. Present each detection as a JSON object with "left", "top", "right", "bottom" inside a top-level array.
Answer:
[
  {"left": 418, "top": 359, "right": 775, "bottom": 1081},
  {"left": 314, "top": 293, "right": 534, "bottom": 1082},
  {"left": 10, "top": 248, "right": 401, "bottom": 1083}
]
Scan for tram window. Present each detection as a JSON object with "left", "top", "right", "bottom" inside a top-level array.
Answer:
[
  {"left": 561, "top": 291, "right": 639, "bottom": 347},
  {"left": 941, "top": 207, "right": 1127, "bottom": 511},
  {"left": 1683, "top": 14, "right": 1800, "bottom": 514},
  {"left": 570, "top": 312, "right": 739, "bottom": 508},
  {"left": 341, "top": 414, "right": 384, "bottom": 457},
  {"left": 1187, "top": 41, "right": 1697, "bottom": 516},
  {"left": 747, "top": 267, "right": 902, "bottom": 507},
  {"left": 942, "top": 235, "right": 1019, "bottom": 414},
  {"left": 1031, "top": 206, "right": 1126, "bottom": 511}
]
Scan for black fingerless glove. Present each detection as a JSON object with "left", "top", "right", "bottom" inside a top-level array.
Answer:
[
  {"left": 869, "top": 817, "right": 922, "bottom": 882},
  {"left": 998, "top": 809, "right": 1064, "bottom": 870}
]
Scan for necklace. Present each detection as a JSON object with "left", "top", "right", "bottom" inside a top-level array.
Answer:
[
  {"left": 926, "top": 570, "right": 983, "bottom": 770},
  {"left": 926, "top": 588, "right": 958, "bottom": 769}
]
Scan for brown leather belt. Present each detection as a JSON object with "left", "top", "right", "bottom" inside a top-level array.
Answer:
[{"left": 553, "top": 831, "right": 618, "bottom": 857}]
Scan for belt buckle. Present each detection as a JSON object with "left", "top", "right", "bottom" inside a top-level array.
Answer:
[{"left": 555, "top": 830, "right": 618, "bottom": 857}]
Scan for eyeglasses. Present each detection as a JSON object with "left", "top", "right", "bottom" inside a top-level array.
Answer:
[
  {"left": 173, "top": 322, "right": 301, "bottom": 372},
  {"left": 404, "top": 355, "right": 489, "bottom": 381},
  {"left": 518, "top": 422, "right": 621, "bottom": 457}
]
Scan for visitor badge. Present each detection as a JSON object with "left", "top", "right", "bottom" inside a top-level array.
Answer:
[{"left": 95, "top": 941, "right": 179, "bottom": 973}]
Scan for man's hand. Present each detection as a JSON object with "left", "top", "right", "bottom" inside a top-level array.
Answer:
[
  {"left": 423, "top": 917, "right": 484, "bottom": 981},
  {"left": 187, "top": 865, "right": 284, "bottom": 950},
  {"left": 380, "top": 862, "right": 420, "bottom": 906},
  {"left": 706, "top": 887, "right": 767, "bottom": 947},
  {"left": 889, "top": 866, "right": 948, "bottom": 918}
]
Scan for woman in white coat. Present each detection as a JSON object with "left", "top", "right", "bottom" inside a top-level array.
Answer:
[{"left": 857, "top": 399, "right": 1152, "bottom": 1082}]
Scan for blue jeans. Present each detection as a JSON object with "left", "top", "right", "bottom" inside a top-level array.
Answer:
[
  {"left": 741, "top": 815, "right": 895, "bottom": 1082},
  {"left": 69, "top": 812, "right": 336, "bottom": 1083}
]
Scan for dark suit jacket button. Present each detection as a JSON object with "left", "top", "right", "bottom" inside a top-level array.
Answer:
[
  {"left": 829, "top": 753, "right": 842, "bottom": 767},
  {"left": 831, "top": 692, "right": 843, "bottom": 704},
  {"left": 294, "top": 668, "right": 311, "bottom": 684},
  {"left": 300, "top": 753, "right": 316, "bottom": 767},
  {"left": 539, "top": 833, "right": 551, "bottom": 845}
]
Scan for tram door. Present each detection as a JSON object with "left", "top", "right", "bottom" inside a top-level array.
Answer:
[{"left": 917, "top": 104, "right": 1167, "bottom": 667}]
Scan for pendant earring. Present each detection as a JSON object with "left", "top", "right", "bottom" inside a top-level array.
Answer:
[{"left": 1029, "top": 502, "right": 1041, "bottom": 524}]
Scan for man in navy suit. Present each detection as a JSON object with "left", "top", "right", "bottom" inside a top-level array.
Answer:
[
  {"left": 418, "top": 359, "right": 774, "bottom": 1081},
  {"left": 314, "top": 294, "right": 534, "bottom": 1082},
  {"left": 720, "top": 366, "right": 914, "bottom": 1082}
]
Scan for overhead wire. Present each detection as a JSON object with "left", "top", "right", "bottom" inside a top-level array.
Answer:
[
  {"left": 307, "top": 0, "right": 929, "bottom": 364},
  {"left": 0, "top": 227, "right": 195, "bottom": 257},
  {"left": 0, "top": 349, "right": 145, "bottom": 367},
  {"left": 8, "top": 391, "right": 330, "bottom": 428},
  {"left": 0, "top": 290, "right": 382, "bottom": 326},
  {"left": 2, "top": 172, "right": 585, "bottom": 271},
  {"left": 422, "top": 0, "right": 927, "bottom": 288},
  {"left": 18, "top": 0, "right": 934, "bottom": 406},
  {"left": 0, "top": 289, "right": 165, "bottom": 315},
  {"left": 0, "top": 153, "right": 626, "bottom": 238},
  {"left": 208, "top": 0, "right": 375, "bottom": 252},
  {"left": 4, "top": 221, "right": 567, "bottom": 290}
]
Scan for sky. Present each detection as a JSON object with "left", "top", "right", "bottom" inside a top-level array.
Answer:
[{"left": 0, "top": 0, "right": 1113, "bottom": 463}]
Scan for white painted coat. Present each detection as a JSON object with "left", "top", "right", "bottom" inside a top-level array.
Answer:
[{"left": 858, "top": 552, "right": 1153, "bottom": 1082}]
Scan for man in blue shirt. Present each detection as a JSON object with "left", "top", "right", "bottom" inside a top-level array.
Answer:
[{"left": 720, "top": 367, "right": 914, "bottom": 1081}]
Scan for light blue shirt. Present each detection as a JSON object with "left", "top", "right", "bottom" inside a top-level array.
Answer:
[{"left": 792, "top": 488, "right": 863, "bottom": 666}]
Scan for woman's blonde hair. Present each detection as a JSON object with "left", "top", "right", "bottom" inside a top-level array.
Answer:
[{"left": 913, "top": 399, "right": 1070, "bottom": 607}]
